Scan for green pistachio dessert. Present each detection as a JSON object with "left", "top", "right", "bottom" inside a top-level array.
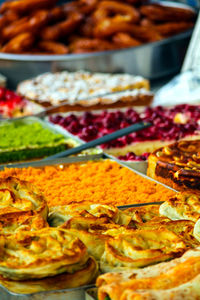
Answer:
[{"left": 0, "top": 119, "right": 74, "bottom": 163}]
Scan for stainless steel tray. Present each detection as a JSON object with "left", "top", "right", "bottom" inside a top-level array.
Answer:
[
  {"left": 0, "top": 156, "right": 173, "bottom": 298},
  {"left": 0, "top": 284, "right": 94, "bottom": 300},
  {"left": 0, "top": 1, "right": 196, "bottom": 88},
  {"left": 85, "top": 288, "right": 97, "bottom": 300}
]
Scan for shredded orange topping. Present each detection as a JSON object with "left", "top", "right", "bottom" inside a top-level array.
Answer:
[{"left": 0, "top": 160, "right": 175, "bottom": 207}]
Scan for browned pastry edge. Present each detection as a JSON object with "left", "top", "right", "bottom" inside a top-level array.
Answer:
[
  {"left": 147, "top": 152, "right": 200, "bottom": 194},
  {"left": 18, "top": 94, "right": 153, "bottom": 112}
]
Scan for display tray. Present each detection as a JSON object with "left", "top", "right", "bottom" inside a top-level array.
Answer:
[
  {"left": 104, "top": 153, "right": 148, "bottom": 175},
  {"left": 0, "top": 1, "right": 196, "bottom": 88},
  {"left": 85, "top": 288, "right": 98, "bottom": 300},
  {"left": 0, "top": 156, "right": 174, "bottom": 298}
]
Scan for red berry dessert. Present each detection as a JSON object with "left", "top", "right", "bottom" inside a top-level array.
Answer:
[
  {"left": 0, "top": 87, "right": 43, "bottom": 118},
  {"left": 49, "top": 104, "right": 200, "bottom": 160}
]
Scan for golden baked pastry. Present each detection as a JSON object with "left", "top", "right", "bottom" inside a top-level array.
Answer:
[
  {"left": 0, "top": 228, "right": 93, "bottom": 280},
  {"left": 136, "top": 216, "right": 199, "bottom": 249},
  {"left": 0, "top": 213, "right": 48, "bottom": 234},
  {"left": 49, "top": 203, "right": 132, "bottom": 227},
  {"left": 0, "top": 177, "right": 48, "bottom": 219},
  {"left": 124, "top": 204, "right": 160, "bottom": 223},
  {"left": 100, "top": 229, "right": 186, "bottom": 272},
  {"left": 0, "top": 256, "right": 98, "bottom": 293},
  {"left": 97, "top": 247, "right": 200, "bottom": 300},
  {"left": 63, "top": 228, "right": 109, "bottom": 261},
  {"left": 147, "top": 140, "right": 200, "bottom": 193},
  {"left": 160, "top": 192, "right": 200, "bottom": 222}
]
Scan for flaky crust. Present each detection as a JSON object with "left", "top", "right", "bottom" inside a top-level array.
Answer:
[
  {"left": 49, "top": 203, "right": 132, "bottom": 227},
  {"left": 160, "top": 192, "right": 200, "bottom": 222},
  {"left": 100, "top": 229, "right": 186, "bottom": 272},
  {"left": 97, "top": 247, "right": 200, "bottom": 300},
  {"left": 0, "top": 257, "right": 98, "bottom": 293},
  {"left": 147, "top": 140, "right": 200, "bottom": 193},
  {"left": 0, "top": 228, "right": 91, "bottom": 280},
  {"left": 0, "top": 176, "right": 48, "bottom": 219},
  {"left": 124, "top": 205, "right": 160, "bottom": 223}
]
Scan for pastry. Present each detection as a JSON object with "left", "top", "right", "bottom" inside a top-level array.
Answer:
[
  {"left": 17, "top": 71, "right": 151, "bottom": 109},
  {"left": 100, "top": 229, "right": 186, "bottom": 272},
  {"left": 0, "top": 227, "right": 94, "bottom": 280},
  {"left": 97, "top": 247, "right": 200, "bottom": 300},
  {"left": 147, "top": 140, "right": 200, "bottom": 193}
]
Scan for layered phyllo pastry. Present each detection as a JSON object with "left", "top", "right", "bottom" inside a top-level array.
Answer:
[
  {"left": 49, "top": 204, "right": 132, "bottom": 227},
  {"left": 0, "top": 214, "right": 48, "bottom": 234},
  {"left": 50, "top": 104, "right": 200, "bottom": 160},
  {"left": 147, "top": 140, "right": 200, "bottom": 193},
  {"left": 100, "top": 229, "right": 186, "bottom": 273},
  {"left": 49, "top": 195, "right": 200, "bottom": 272},
  {"left": 0, "top": 117, "right": 79, "bottom": 164},
  {"left": 0, "top": 177, "right": 48, "bottom": 234},
  {"left": 0, "top": 160, "right": 175, "bottom": 207},
  {"left": 0, "top": 87, "right": 44, "bottom": 119},
  {"left": 160, "top": 193, "right": 200, "bottom": 223},
  {"left": 0, "top": 228, "right": 98, "bottom": 281},
  {"left": 97, "top": 247, "right": 200, "bottom": 300},
  {"left": 17, "top": 71, "right": 152, "bottom": 109},
  {"left": 0, "top": 177, "right": 48, "bottom": 218}
]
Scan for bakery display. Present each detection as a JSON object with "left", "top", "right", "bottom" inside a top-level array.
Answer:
[
  {"left": 1, "top": 160, "right": 200, "bottom": 296},
  {"left": 147, "top": 140, "right": 200, "bottom": 193},
  {"left": 0, "top": 160, "right": 175, "bottom": 207},
  {"left": 0, "top": 87, "right": 44, "bottom": 119},
  {"left": 0, "top": 0, "right": 195, "bottom": 55},
  {"left": 50, "top": 104, "right": 200, "bottom": 159},
  {"left": 0, "top": 117, "right": 81, "bottom": 164},
  {"left": 17, "top": 71, "right": 152, "bottom": 108}
]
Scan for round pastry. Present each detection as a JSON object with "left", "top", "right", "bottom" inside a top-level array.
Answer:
[
  {"left": 0, "top": 177, "right": 48, "bottom": 219},
  {"left": 100, "top": 229, "right": 186, "bottom": 272},
  {"left": 0, "top": 228, "right": 91, "bottom": 280},
  {"left": 147, "top": 140, "right": 200, "bottom": 193}
]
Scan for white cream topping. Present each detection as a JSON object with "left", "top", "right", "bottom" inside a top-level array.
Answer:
[{"left": 17, "top": 71, "right": 149, "bottom": 106}]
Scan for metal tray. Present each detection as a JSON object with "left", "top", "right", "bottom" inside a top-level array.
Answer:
[
  {"left": 0, "top": 284, "right": 95, "bottom": 300},
  {"left": 85, "top": 288, "right": 97, "bottom": 300},
  {"left": 0, "top": 156, "right": 173, "bottom": 298},
  {"left": 0, "top": 2, "right": 196, "bottom": 88}
]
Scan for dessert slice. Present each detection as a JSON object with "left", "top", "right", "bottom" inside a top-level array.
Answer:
[
  {"left": 50, "top": 104, "right": 200, "bottom": 161},
  {"left": 147, "top": 140, "right": 200, "bottom": 193},
  {"left": 0, "top": 118, "right": 79, "bottom": 164},
  {"left": 0, "top": 87, "right": 44, "bottom": 119},
  {"left": 17, "top": 71, "right": 152, "bottom": 109}
]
